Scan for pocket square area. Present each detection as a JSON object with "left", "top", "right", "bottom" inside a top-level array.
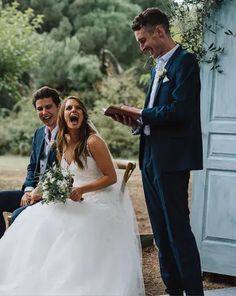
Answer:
[{"left": 163, "top": 76, "right": 170, "bottom": 83}]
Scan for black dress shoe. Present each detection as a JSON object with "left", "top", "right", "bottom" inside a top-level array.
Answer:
[{"left": 165, "top": 288, "right": 184, "bottom": 296}]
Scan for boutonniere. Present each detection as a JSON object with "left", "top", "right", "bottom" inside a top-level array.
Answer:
[{"left": 157, "top": 68, "right": 167, "bottom": 79}]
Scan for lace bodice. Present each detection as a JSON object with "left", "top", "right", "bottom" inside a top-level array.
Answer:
[
  {"left": 61, "top": 155, "right": 123, "bottom": 205},
  {"left": 61, "top": 156, "right": 103, "bottom": 187}
]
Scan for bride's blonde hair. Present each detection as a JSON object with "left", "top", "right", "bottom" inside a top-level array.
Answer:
[{"left": 57, "top": 96, "right": 96, "bottom": 169}]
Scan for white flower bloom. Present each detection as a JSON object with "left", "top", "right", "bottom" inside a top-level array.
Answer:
[
  {"left": 40, "top": 165, "right": 73, "bottom": 205},
  {"left": 157, "top": 68, "right": 167, "bottom": 79}
]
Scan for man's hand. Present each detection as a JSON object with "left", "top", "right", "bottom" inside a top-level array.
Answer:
[
  {"left": 21, "top": 192, "right": 32, "bottom": 207},
  {"left": 112, "top": 114, "right": 140, "bottom": 128},
  {"left": 111, "top": 114, "right": 135, "bottom": 127},
  {"left": 111, "top": 106, "right": 142, "bottom": 127}
]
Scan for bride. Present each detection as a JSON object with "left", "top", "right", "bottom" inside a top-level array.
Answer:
[{"left": 0, "top": 96, "right": 145, "bottom": 296}]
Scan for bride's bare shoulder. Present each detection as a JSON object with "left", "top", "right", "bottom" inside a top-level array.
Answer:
[
  {"left": 87, "top": 134, "right": 109, "bottom": 156},
  {"left": 87, "top": 134, "right": 105, "bottom": 146}
]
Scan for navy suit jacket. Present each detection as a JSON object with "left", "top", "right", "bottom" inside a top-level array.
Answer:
[
  {"left": 22, "top": 126, "right": 57, "bottom": 190},
  {"left": 140, "top": 46, "right": 203, "bottom": 171}
]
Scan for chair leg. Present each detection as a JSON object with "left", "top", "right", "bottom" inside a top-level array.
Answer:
[{"left": 2, "top": 212, "right": 12, "bottom": 229}]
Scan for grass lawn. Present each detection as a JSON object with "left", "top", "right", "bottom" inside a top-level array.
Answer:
[
  {"left": 0, "top": 155, "right": 29, "bottom": 189},
  {"left": 0, "top": 155, "right": 29, "bottom": 171}
]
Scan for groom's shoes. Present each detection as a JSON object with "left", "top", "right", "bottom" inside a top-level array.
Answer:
[
  {"left": 166, "top": 289, "right": 184, "bottom": 296},
  {"left": 166, "top": 287, "right": 204, "bottom": 296}
]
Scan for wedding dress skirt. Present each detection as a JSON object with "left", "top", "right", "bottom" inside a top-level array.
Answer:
[{"left": 0, "top": 157, "right": 144, "bottom": 296}]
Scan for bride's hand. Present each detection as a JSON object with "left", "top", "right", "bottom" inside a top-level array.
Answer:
[{"left": 70, "top": 187, "right": 84, "bottom": 202}]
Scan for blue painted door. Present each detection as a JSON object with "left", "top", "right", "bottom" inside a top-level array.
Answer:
[{"left": 191, "top": 1, "right": 236, "bottom": 276}]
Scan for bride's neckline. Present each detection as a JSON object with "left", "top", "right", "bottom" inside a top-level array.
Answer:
[
  {"left": 62, "top": 157, "right": 75, "bottom": 166},
  {"left": 62, "top": 155, "right": 92, "bottom": 167}
]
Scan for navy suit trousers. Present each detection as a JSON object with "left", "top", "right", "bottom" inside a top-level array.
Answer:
[
  {"left": 0, "top": 190, "right": 23, "bottom": 238},
  {"left": 141, "top": 136, "right": 204, "bottom": 295}
]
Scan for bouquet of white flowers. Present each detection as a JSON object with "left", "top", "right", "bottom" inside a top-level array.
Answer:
[{"left": 38, "top": 164, "right": 74, "bottom": 204}]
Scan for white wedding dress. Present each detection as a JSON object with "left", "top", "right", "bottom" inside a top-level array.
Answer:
[{"left": 0, "top": 157, "right": 145, "bottom": 296}]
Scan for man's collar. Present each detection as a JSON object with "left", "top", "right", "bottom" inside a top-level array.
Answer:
[
  {"left": 44, "top": 126, "right": 58, "bottom": 138},
  {"left": 156, "top": 44, "right": 180, "bottom": 64}
]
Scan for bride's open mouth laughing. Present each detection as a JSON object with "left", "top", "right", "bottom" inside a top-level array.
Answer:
[
  {"left": 64, "top": 98, "right": 84, "bottom": 129},
  {"left": 68, "top": 113, "right": 82, "bottom": 128},
  {"left": 70, "top": 113, "right": 79, "bottom": 125}
]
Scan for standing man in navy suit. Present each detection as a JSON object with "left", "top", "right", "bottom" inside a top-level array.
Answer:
[
  {"left": 112, "top": 8, "right": 204, "bottom": 296},
  {"left": 0, "top": 86, "right": 61, "bottom": 238}
]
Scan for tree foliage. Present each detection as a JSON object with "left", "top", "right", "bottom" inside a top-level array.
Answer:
[
  {"left": 70, "top": 0, "right": 141, "bottom": 66},
  {"left": 34, "top": 35, "right": 103, "bottom": 92},
  {"left": 91, "top": 69, "right": 145, "bottom": 158},
  {"left": 5, "top": 0, "right": 66, "bottom": 32},
  {"left": 0, "top": 97, "right": 41, "bottom": 155},
  {"left": 170, "top": 0, "right": 230, "bottom": 72},
  {"left": 2, "top": 0, "right": 193, "bottom": 159},
  {"left": 0, "top": 1, "right": 43, "bottom": 108},
  {"left": 131, "top": 0, "right": 173, "bottom": 13},
  {"left": 6, "top": 0, "right": 142, "bottom": 67},
  {"left": 170, "top": 0, "right": 225, "bottom": 57}
]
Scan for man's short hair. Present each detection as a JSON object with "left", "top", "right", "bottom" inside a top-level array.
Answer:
[
  {"left": 132, "top": 7, "right": 170, "bottom": 34},
  {"left": 33, "top": 86, "right": 61, "bottom": 108}
]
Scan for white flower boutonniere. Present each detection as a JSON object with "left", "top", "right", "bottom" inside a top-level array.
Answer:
[{"left": 157, "top": 68, "right": 167, "bottom": 79}]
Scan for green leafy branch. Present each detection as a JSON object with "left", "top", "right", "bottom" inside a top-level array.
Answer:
[{"left": 169, "top": 0, "right": 235, "bottom": 73}]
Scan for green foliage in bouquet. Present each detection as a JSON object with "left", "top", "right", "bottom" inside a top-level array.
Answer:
[{"left": 38, "top": 164, "right": 74, "bottom": 205}]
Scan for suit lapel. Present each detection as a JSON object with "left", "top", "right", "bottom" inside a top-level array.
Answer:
[
  {"left": 47, "top": 145, "right": 57, "bottom": 168},
  {"left": 153, "top": 74, "right": 164, "bottom": 101},
  {"left": 164, "top": 45, "right": 183, "bottom": 72},
  {"left": 34, "top": 128, "right": 45, "bottom": 178},
  {"left": 144, "top": 67, "right": 156, "bottom": 108},
  {"left": 146, "top": 46, "right": 183, "bottom": 106},
  {"left": 37, "top": 129, "right": 45, "bottom": 165}
]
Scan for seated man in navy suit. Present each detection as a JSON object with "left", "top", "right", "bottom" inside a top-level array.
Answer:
[{"left": 0, "top": 86, "right": 61, "bottom": 238}]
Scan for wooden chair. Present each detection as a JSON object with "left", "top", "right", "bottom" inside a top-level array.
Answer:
[
  {"left": 3, "top": 211, "right": 12, "bottom": 229},
  {"left": 116, "top": 160, "right": 153, "bottom": 248},
  {"left": 115, "top": 159, "right": 136, "bottom": 191},
  {"left": 3, "top": 159, "right": 137, "bottom": 230}
]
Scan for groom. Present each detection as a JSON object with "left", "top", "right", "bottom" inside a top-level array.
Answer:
[
  {"left": 0, "top": 86, "right": 61, "bottom": 238},
  {"left": 112, "top": 8, "right": 204, "bottom": 296}
]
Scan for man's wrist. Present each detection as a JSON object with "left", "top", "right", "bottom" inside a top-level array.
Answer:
[{"left": 24, "top": 186, "right": 34, "bottom": 193}]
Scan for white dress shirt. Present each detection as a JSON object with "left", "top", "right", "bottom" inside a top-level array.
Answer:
[
  {"left": 24, "top": 126, "right": 58, "bottom": 192},
  {"left": 143, "top": 44, "right": 179, "bottom": 135}
]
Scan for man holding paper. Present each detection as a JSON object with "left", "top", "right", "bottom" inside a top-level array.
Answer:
[{"left": 107, "top": 7, "right": 204, "bottom": 296}]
